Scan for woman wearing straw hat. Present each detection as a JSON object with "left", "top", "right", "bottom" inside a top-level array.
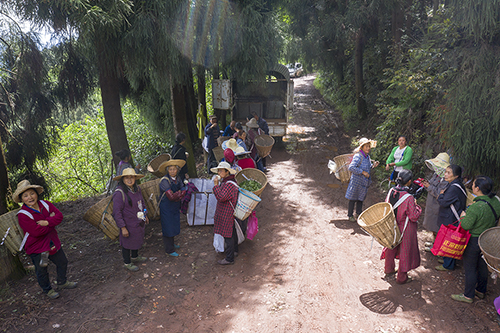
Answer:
[
  {"left": 212, "top": 161, "right": 239, "bottom": 265},
  {"left": 223, "top": 148, "right": 242, "bottom": 173},
  {"left": 234, "top": 146, "right": 256, "bottom": 170},
  {"left": 246, "top": 118, "right": 266, "bottom": 172},
  {"left": 158, "top": 159, "right": 187, "bottom": 257},
  {"left": 422, "top": 153, "right": 450, "bottom": 251},
  {"left": 14, "top": 180, "right": 77, "bottom": 299},
  {"left": 345, "top": 138, "right": 380, "bottom": 222},
  {"left": 221, "top": 138, "right": 240, "bottom": 152},
  {"left": 450, "top": 176, "right": 500, "bottom": 303},
  {"left": 113, "top": 168, "right": 149, "bottom": 272}
]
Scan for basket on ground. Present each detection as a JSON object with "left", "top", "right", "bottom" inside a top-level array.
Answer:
[
  {"left": 83, "top": 196, "right": 120, "bottom": 240},
  {"left": 333, "top": 154, "right": 354, "bottom": 183},
  {"left": 357, "top": 202, "right": 400, "bottom": 249},
  {"left": 212, "top": 146, "right": 224, "bottom": 162},
  {"left": 234, "top": 188, "right": 261, "bottom": 220},
  {"left": 147, "top": 154, "right": 171, "bottom": 178},
  {"left": 479, "top": 226, "right": 500, "bottom": 274},
  {"left": 0, "top": 209, "right": 24, "bottom": 255},
  {"left": 235, "top": 168, "right": 268, "bottom": 197},
  {"left": 218, "top": 136, "right": 230, "bottom": 146},
  {"left": 139, "top": 178, "right": 161, "bottom": 220},
  {"left": 255, "top": 134, "right": 275, "bottom": 158}
]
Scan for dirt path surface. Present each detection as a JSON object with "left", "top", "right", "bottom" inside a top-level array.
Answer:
[{"left": 2, "top": 75, "right": 500, "bottom": 333}]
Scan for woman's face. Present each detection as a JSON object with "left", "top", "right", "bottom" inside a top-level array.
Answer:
[
  {"left": 123, "top": 176, "right": 136, "bottom": 187},
  {"left": 361, "top": 143, "right": 371, "bottom": 154},
  {"left": 218, "top": 168, "right": 230, "bottom": 179},
  {"left": 240, "top": 132, "right": 246, "bottom": 140},
  {"left": 398, "top": 136, "right": 406, "bottom": 148},
  {"left": 444, "top": 167, "right": 458, "bottom": 182},
  {"left": 21, "top": 189, "right": 38, "bottom": 207},
  {"left": 168, "top": 166, "right": 179, "bottom": 178}
]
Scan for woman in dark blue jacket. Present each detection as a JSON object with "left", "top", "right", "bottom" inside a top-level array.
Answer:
[{"left": 436, "top": 164, "right": 467, "bottom": 271}]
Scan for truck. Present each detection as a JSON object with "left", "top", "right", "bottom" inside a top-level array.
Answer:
[{"left": 212, "top": 64, "right": 294, "bottom": 137}]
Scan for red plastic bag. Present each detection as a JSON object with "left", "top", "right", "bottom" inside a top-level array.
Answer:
[
  {"left": 246, "top": 211, "right": 259, "bottom": 240},
  {"left": 431, "top": 222, "right": 471, "bottom": 260}
]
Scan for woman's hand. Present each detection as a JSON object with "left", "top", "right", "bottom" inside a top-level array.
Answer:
[
  {"left": 362, "top": 171, "right": 370, "bottom": 178},
  {"left": 121, "top": 227, "right": 129, "bottom": 237},
  {"left": 37, "top": 220, "right": 49, "bottom": 226},
  {"left": 460, "top": 211, "right": 466, "bottom": 217},
  {"left": 145, "top": 217, "right": 150, "bottom": 225},
  {"left": 440, "top": 189, "right": 445, "bottom": 195},
  {"left": 385, "top": 164, "right": 390, "bottom": 171},
  {"left": 372, "top": 161, "right": 379, "bottom": 168},
  {"left": 185, "top": 174, "right": 190, "bottom": 180},
  {"left": 422, "top": 180, "right": 430, "bottom": 188},
  {"left": 214, "top": 177, "right": 220, "bottom": 186}
]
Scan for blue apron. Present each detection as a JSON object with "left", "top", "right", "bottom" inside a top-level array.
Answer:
[{"left": 159, "top": 178, "right": 182, "bottom": 237}]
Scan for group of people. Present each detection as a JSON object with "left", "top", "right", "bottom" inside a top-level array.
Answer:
[{"left": 345, "top": 136, "right": 500, "bottom": 307}]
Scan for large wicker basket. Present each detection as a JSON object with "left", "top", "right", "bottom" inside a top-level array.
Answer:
[
  {"left": 0, "top": 209, "right": 24, "bottom": 255},
  {"left": 357, "top": 202, "right": 400, "bottom": 249},
  {"left": 333, "top": 154, "right": 354, "bottom": 183},
  {"left": 139, "top": 178, "right": 161, "bottom": 220},
  {"left": 83, "top": 196, "right": 120, "bottom": 240},
  {"left": 235, "top": 168, "right": 268, "bottom": 197},
  {"left": 479, "top": 227, "right": 500, "bottom": 274},
  {"left": 255, "top": 134, "right": 275, "bottom": 158},
  {"left": 218, "top": 136, "right": 230, "bottom": 146},
  {"left": 212, "top": 146, "right": 225, "bottom": 162},
  {"left": 147, "top": 154, "right": 171, "bottom": 178}
]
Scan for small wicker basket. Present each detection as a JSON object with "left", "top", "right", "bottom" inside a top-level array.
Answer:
[
  {"left": 139, "top": 178, "right": 161, "bottom": 221},
  {"left": 147, "top": 154, "right": 171, "bottom": 178},
  {"left": 0, "top": 209, "right": 24, "bottom": 255},
  {"left": 212, "top": 146, "right": 225, "bottom": 162},
  {"left": 83, "top": 196, "right": 120, "bottom": 240},
  {"left": 255, "top": 134, "right": 275, "bottom": 158},
  {"left": 333, "top": 154, "right": 354, "bottom": 183},
  {"left": 218, "top": 136, "right": 230, "bottom": 146},
  {"left": 479, "top": 226, "right": 500, "bottom": 274},
  {"left": 235, "top": 168, "right": 268, "bottom": 197},
  {"left": 357, "top": 202, "right": 400, "bottom": 249}
]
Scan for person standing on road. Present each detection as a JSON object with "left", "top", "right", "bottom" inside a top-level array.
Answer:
[
  {"left": 451, "top": 176, "right": 500, "bottom": 303},
  {"left": 382, "top": 170, "right": 422, "bottom": 284},
  {"left": 345, "top": 138, "right": 379, "bottom": 222},
  {"left": 205, "top": 115, "right": 220, "bottom": 173},
  {"left": 385, "top": 136, "right": 413, "bottom": 181},
  {"left": 249, "top": 111, "right": 269, "bottom": 135},
  {"left": 14, "top": 180, "right": 77, "bottom": 299},
  {"left": 113, "top": 168, "right": 149, "bottom": 272},
  {"left": 170, "top": 132, "right": 190, "bottom": 182}
]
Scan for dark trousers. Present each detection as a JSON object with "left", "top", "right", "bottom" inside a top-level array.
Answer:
[
  {"left": 443, "top": 256, "right": 456, "bottom": 270},
  {"left": 122, "top": 247, "right": 139, "bottom": 264},
  {"left": 463, "top": 237, "right": 489, "bottom": 298},
  {"left": 224, "top": 225, "right": 239, "bottom": 263},
  {"left": 348, "top": 200, "right": 363, "bottom": 217},
  {"left": 207, "top": 150, "right": 216, "bottom": 173},
  {"left": 163, "top": 236, "right": 175, "bottom": 254},
  {"left": 30, "top": 248, "right": 68, "bottom": 293}
]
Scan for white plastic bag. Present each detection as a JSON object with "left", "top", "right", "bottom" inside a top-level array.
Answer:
[
  {"left": 328, "top": 159, "right": 341, "bottom": 180},
  {"left": 202, "top": 136, "right": 209, "bottom": 153},
  {"left": 213, "top": 233, "right": 225, "bottom": 253},
  {"left": 234, "top": 219, "right": 245, "bottom": 245}
]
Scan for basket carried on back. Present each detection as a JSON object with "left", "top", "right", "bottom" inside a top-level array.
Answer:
[
  {"left": 234, "top": 188, "right": 261, "bottom": 220},
  {"left": 218, "top": 136, "right": 230, "bottom": 146},
  {"left": 139, "top": 178, "right": 161, "bottom": 221},
  {"left": 254, "top": 134, "right": 275, "bottom": 158},
  {"left": 147, "top": 154, "right": 171, "bottom": 178},
  {"left": 479, "top": 227, "right": 500, "bottom": 274},
  {"left": 83, "top": 196, "right": 120, "bottom": 240},
  {"left": 0, "top": 209, "right": 24, "bottom": 255},
  {"left": 333, "top": 154, "right": 354, "bottom": 183},
  {"left": 235, "top": 168, "right": 268, "bottom": 197},
  {"left": 357, "top": 202, "right": 400, "bottom": 249},
  {"left": 212, "top": 146, "right": 225, "bottom": 162}
]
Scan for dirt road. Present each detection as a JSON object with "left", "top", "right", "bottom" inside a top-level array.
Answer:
[{"left": 1, "top": 75, "right": 499, "bottom": 332}]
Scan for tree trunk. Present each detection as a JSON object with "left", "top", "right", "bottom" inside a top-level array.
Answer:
[
  {"left": 0, "top": 136, "right": 10, "bottom": 215},
  {"left": 171, "top": 77, "right": 198, "bottom": 178},
  {"left": 355, "top": 29, "right": 367, "bottom": 119},
  {"left": 185, "top": 65, "right": 198, "bottom": 143},
  {"left": 392, "top": 3, "right": 403, "bottom": 56},
  {"left": 0, "top": 247, "right": 25, "bottom": 284},
  {"left": 196, "top": 66, "right": 207, "bottom": 119}
]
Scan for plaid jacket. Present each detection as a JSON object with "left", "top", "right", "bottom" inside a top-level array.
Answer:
[{"left": 213, "top": 176, "right": 239, "bottom": 237}]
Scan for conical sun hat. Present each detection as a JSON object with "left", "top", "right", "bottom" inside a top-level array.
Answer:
[
  {"left": 210, "top": 161, "right": 237, "bottom": 175},
  {"left": 113, "top": 168, "right": 145, "bottom": 181},
  {"left": 12, "top": 180, "right": 44, "bottom": 204},
  {"left": 158, "top": 159, "right": 186, "bottom": 175}
]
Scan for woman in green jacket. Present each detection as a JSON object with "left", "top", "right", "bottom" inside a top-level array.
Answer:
[
  {"left": 452, "top": 176, "right": 500, "bottom": 303},
  {"left": 385, "top": 136, "right": 413, "bottom": 181}
]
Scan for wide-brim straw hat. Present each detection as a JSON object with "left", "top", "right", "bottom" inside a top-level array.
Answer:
[
  {"left": 210, "top": 161, "right": 237, "bottom": 175},
  {"left": 234, "top": 146, "right": 251, "bottom": 156},
  {"left": 246, "top": 118, "right": 260, "bottom": 128},
  {"left": 357, "top": 137, "right": 377, "bottom": 150},
  {"left": 12, "top": 180, "right": 44, "bottom": 203},
  {"left": 113, "top": 168, "right": 145, "bottom": 181},
  {"left": 425, "top": 152, "right": 450, "bottom": 173},
  {"left": 222, "top": 138, "right": 240, "bottom": 151},
  {"left": 158, "top": 159, "right": 186, "bottom": 175}
]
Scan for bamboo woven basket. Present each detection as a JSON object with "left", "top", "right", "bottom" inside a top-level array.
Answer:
[
  {"left": 139, "top": 178, "right": 161, "bottom": 220},
  {"left": 83, "top": 196, "right": 120, "bottom": 240},
  {"left": 218, "top": 136, "right": 230, "bottom": 146},
  {"left": 212, "top": 146, "right": 225, "bottom": 162},
  {"left": 357, "top": 202, "right": 401, "bottom": 249},
  {"left": 479, "top": 227, "right": 500, "bottom": 274},
  {"left": 0, "top": 209, "right": 24, "bottom": 255},
  {"left": 147, "top": 154, "right": 171, "bottom": 178},
  {"left": 235, "top": 168, "right": 268, "bottom": 197},
  {"left": 466, "top": 189, "right": 475, "bottom": 207},
  {"left": 254, "top": 134, "right": 275, "bottom": 158},
  {"left": 333, "top": 154, "right": 354, "bottom": 183}
]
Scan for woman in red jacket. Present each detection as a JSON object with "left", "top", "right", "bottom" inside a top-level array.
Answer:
[{"left": 14, "top": 180, "right": 77, "bottom": 299}]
